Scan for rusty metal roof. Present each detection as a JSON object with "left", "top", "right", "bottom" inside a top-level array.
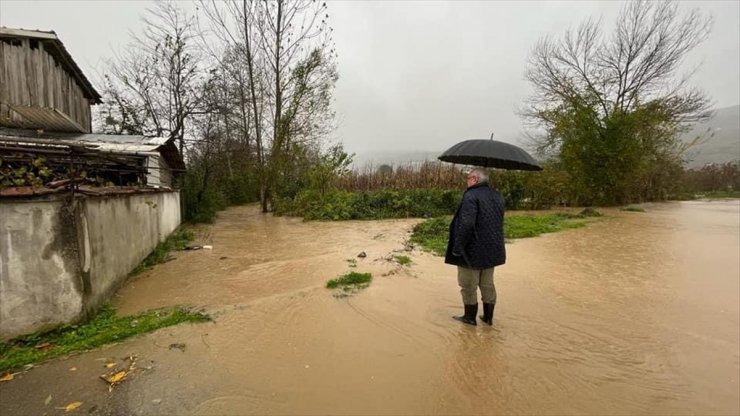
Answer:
[{"left": 0, "top": 27, "right": 102, "bottom": 103}]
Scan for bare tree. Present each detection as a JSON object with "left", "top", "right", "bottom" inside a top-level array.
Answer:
[
  {"left": 198, "top": 0, "right": 337, "bottom": 212},
  {"left": 102, "top": 2, "right": 204, "bottom": 155},
  {"left": 523, "top": 0, "right": 713, "bottom": 204}
]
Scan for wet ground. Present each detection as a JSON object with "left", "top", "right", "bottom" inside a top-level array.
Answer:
[{"left": 1, "top": 200, "right": 738, "bottom": 415}]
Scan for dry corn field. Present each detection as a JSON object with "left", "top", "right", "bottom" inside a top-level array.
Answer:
[{"left": 337, "top": 162, "right": 464, "bottom": 191}]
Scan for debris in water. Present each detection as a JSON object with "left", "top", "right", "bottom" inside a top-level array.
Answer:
[
  {"left": 185, "top": 244, "right": 213, "bottom": 250},
  {"left": 169, "top": 343, "right": 186, "bottom": 352}
]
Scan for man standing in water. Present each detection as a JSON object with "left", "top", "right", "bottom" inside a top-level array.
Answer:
[{"left": 445, "top": 168, "right": 506, "bottom": 326}]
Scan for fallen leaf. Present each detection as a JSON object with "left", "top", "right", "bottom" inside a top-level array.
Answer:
[
  {"left": 102, "top": 370, "right": 127, "bottom": 384},
  {"left": 34, "top": 342, "right": 52, "bottom": 350},
  {"left": 44, "top": 394, "right": 52, "bottom": 406},
  {"left": 105, "top": 363, "right": 116, "bottom": 368},
  {"left": 69, "top": 367, "right": 77, "bottom": 371},
  {"left": 0, "top": 373, "right": 14, "bottom": 382},
  {"left": 64, "top": 402, "right": 82, "bottom": 412}
]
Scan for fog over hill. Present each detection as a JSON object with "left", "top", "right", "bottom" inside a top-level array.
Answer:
[
  {"left": 682, "top": 105, "right": 740, "bottom": 168},
  {"left": 350, "top": 105, "right": 740, "bottom": 170}
]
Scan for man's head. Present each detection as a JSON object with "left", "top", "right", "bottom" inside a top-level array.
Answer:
[{"left": 466, "top": 168, "right": 489, "bottom": 187}]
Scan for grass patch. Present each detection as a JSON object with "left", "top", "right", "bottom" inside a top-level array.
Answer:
[
  {"left": 621, "top": 205, "right": 645, "bottom": 212},
  {"left": 131, "top": 227, "right": 194, "bottom": 275},
  {"left": 410, "top": 212, "right": 600, "bottom": 256},
  {"left": 346, "top": 258, "right": 357, "bottom": 268},
  {"left": 326, "top": 272, "right": 372, "bottom": 289},
  {"left": 0, "top": 305, "right": 209, "bottom": 373},
  {"left": 393, "top": 255, "right": 412, "bottom": 266}
]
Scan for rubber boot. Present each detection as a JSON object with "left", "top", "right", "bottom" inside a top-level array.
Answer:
[
  {"left": 479, "top": 302, "right": 495, "bottom": 326},
  {"left": 453, "top": 303, "right": 478, "bottom": 326}
]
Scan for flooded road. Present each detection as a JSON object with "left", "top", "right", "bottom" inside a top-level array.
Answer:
[{"left": 1, "top": 200, "right": 738, "bottom": 415}]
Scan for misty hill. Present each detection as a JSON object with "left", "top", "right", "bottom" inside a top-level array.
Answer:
[
  {"left": 350, "top": 150, "right": 443, "bottom": 170},
  {"left": 682, "top": 105, "right": 740, "bottom": 168},
  {"left": 350, "top": 106, "right": 739, "bottom": 170}
]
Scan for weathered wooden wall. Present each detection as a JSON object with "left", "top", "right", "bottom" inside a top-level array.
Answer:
[{"left": 0, "top": 38, "right": 92, "bottom": 132}]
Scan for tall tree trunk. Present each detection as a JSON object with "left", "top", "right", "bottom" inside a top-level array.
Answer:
[{"left": 243, "top": 0, "right": 268, "bottom": 212}]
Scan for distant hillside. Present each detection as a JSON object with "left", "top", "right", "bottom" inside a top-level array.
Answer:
[
  {"left": 350, "top": 106, "right": 739, "bottom": 170},
  {"left": 682, "top": 105, "right": 740, "bottom": 168},
  {"left": 350, "top": 150, "right": 442, "bottom": 169}
]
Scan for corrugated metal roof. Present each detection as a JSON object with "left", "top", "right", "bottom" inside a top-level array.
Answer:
[
  {"left": 0, "top": 126, "right": 166, "bottom": 146},
  {"left": 0, "top": 27, "right": 102, "bottom": 103},
  {"left": 9, "top": 105, "right": 86, "bottom": 133},
  {"left": 70, "top": 134, "right": 168, "bottom": 146},
  {"left": 0, "top": 126, "right": 184, "bottom": 169}
]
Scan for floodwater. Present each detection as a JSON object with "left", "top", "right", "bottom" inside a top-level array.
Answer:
[{"left": 1, "top": 200, "right": 738, "bottom": 415}]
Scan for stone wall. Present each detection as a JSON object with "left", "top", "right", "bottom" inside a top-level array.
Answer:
[{"left": 0, "top": 191, "right": 180, "bottom": 340}]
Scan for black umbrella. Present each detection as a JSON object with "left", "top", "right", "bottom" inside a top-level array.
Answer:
[{"left": 438, "top": 138, "right": 542, "bottom": 171}]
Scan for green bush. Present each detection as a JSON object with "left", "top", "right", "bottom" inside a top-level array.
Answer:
[{"left": 275, "top": 188, "right": 462, "bottom": 220}]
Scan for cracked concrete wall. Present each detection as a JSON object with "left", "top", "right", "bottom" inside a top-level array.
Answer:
[{"left": 0, "top": 191, "right": 180, "bottom": 340}]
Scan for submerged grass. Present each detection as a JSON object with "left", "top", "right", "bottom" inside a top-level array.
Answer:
[
  {"left": 0, "top": 305, "right": 210, "bottom": 373},
  {"left": 393, "top": 255, "right": 412, "bottom": 266},
  {"left": 622, "top": 205, "right": 646, "bottom": 212},
  {"left": 326, "top": 272, "right": 373, "bottom": 289},
  {"left": 131, "top": 227, "right": 194, "bottom": 276},
  {"left": 410, "top": 212, "right": 600, "bottom": 256}
]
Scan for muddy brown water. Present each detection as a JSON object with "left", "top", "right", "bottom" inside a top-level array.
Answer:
[{"left": 1, "top": 200, "right": 738, "bottom": 415}]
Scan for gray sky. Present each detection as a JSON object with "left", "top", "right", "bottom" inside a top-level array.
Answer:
[{"left": 1, "top": 0, "right": 738, "bottom": 157}]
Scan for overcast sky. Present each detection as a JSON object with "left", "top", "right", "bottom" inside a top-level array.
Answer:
[{"left": 1, "top": 0, "right": 738, "bottom": 157}]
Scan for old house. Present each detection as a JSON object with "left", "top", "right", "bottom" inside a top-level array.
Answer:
[{"left": 0, "top": 27, "right": 184, "bottom": 339}]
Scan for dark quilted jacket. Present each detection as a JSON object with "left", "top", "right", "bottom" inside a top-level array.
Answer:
[{"left": 444, "top": 182, "right": 506, "bottom": 269}]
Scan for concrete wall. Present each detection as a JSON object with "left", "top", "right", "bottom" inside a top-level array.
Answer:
[{"left": 0, "top": 191, "right": 180, "bottom": 340}]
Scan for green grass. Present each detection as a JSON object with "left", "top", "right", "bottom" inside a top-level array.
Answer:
[
  {"left": 410, "top": 212, "right": 600, "bottom": 256},
  {"left": 131, "top": 227, "right": 194, "bottom": 275},
  {"left": 326, "top": 272, "right": 373, "bottom": 289},
  {"left": 0, "top": 305, "right": 210, "bottom": 373},
  {"left": 393, "top": 255, "right": 412, "bottom": 266}
]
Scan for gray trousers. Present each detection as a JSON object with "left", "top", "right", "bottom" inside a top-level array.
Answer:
[{"left": 457, "top": 266, "right": 496, "bottom": 305}]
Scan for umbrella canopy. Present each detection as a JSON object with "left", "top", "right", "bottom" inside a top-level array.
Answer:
[{"left": 438, "top": 139, "right": 542, "bottom": 171}]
